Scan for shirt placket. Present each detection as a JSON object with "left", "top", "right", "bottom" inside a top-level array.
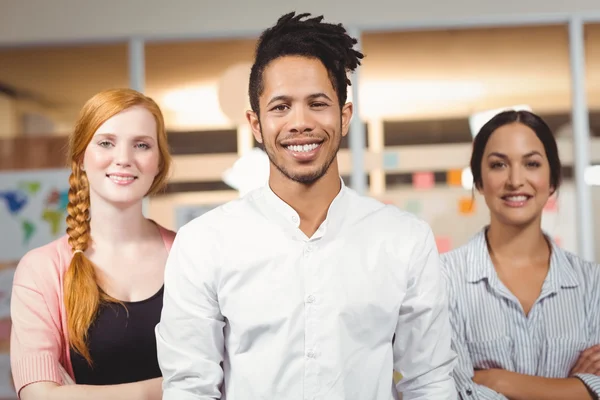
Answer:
[{"left": 302, "top": 238, "right": 320, "bottom": 399}]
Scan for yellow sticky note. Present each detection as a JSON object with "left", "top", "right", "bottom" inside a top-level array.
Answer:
[
  {"left": 446, "top": 169, "right": 462, "bottom": 186},
  {"left": 393, "top": 370, "right": 403, "bottom": 384},
  {"left": 458, "top": 197, "right": 475, "bottom": 215}
]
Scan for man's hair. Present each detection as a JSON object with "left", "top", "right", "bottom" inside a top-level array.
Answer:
[{"left": 248, "top": 12, "right": 364, "bottom": 113}]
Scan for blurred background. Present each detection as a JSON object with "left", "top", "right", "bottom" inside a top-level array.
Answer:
[{"left": 0, "top": 1, "right": 599, "bottom": 397}]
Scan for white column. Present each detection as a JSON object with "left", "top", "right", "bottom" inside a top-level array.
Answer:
[
  {"left": 568, "top": 16, "right": 595, "bottom": 261},
  {"left": 129, "top": 37, "right": 150, "bottom": 216},
  {"left": 368, "top": 118, "right": 385, "bottom": 196},
  {"left": 347, "top": 27, "right": 367, "bottom": 195},
  {"left": 129, "top": 37, "right": 145, "bottom": 93}
]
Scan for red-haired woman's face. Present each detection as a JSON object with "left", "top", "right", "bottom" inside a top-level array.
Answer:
[{"left": 83, "top": 106, "right": 160, "bottom": 208}]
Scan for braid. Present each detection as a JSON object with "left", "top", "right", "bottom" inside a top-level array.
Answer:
[
  {"left": 63, "top": 87, "right": 166, "bottom": 366},
  {"left": 249, "top": 11, "right": 364, "bottom": 113},
  {"left": 66, "top": 169, "right": 91, "bottom": 251},
  {"left": 64, "top": 165, "right": 100, "bottom": 366}
]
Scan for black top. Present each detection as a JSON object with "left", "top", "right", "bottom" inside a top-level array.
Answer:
[{"left": 70, "top": 286, "right": 164, "bottom": 385}]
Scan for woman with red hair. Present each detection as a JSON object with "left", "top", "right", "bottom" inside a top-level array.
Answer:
[{"left": 10, "top": 88, "right": 175, "bottom": 400}]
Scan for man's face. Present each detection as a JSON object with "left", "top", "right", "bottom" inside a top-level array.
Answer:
[{"left": 247, "top": 55, "right": 352, "bottom": 185}]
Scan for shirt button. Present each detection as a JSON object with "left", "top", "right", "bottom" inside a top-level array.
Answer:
[
  {"left": 306, "top": 350, "right": 315, "bottom": 358},
  {"left": 292, "top": 215, "right": 298, "bottom": 223},
  {"left": 306, "top": 295, "right": 315, "bottom": 303},
  {"left": 466, "top": 388, "right": 473, "bottom": 396}
]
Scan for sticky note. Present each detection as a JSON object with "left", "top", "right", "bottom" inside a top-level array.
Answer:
[
  {"left": 393, "top": 370, "right": 403, "bottom": 384},
  {"left": 404, "top": 199, "right": 422, "bottom": 215},
  {"left": 446, "top": 169, "right": 463, "bottom": 186},
  {"left": 458, "top": 196, "right": 476, "bottom": 215},
  {"left": 435, "top": 237, "right": 452, "bottom": 254},
  {"left": 383, "top": 152, "right": 399, "bottom": 170},
  {"left": 544, "top": 196, "right": 558, "bottom": 212},
  {"left": 412, "top": 172, "right": 434, "bottom": 189}
]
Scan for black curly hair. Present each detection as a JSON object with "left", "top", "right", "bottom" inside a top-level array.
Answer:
[{"left": 248, "top": 12, "right": 364, "bottom": 114}]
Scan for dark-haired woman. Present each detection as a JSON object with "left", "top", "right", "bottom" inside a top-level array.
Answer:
[{"left": 442, "top": 110, "right": 600, "bottom": 399}]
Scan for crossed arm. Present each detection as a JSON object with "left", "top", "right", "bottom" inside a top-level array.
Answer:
[
  {"left": 19, "top": 379, "right": 162, "bottom": 400},
  {"left": 444, "top": 278, "right": 600, "bottom": 399}
]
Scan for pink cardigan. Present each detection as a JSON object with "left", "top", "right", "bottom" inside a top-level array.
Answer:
[{"left": 10, "top": 225, "right": 176, "bottom": 395}]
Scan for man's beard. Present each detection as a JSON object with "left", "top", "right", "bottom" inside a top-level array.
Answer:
[{"left": 259, "top": 121, "right": 341, "bottom": 185}]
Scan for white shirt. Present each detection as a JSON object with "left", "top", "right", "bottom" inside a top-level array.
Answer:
[{"left": 156, "top": 180, "right": 457, "bottom": 400}]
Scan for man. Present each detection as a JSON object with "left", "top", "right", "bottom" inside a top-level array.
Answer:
[{"left": 156, "top": 12, "right": 457, "bottom": 400}]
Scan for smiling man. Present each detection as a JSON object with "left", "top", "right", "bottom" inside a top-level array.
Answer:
[{"left": 156, "top": 12, "right": 457, "bottom": 400}]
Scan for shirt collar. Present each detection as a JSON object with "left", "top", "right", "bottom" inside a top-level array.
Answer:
[
  {"left": 466, "top": 227, "right": 579, "bottom": 290},
  {"left": 466, "top": 229, "right": 496, "bottom": 284},
  {"left": 259, "top": 176, "right": 347, "bottom": 236},
  {"left": 547, "top": 240, "right": 579, "bottom": 289}
]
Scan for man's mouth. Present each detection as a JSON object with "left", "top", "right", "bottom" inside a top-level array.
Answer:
[{"left": 286, "top": 143, "right": 321, "bottom": 153}]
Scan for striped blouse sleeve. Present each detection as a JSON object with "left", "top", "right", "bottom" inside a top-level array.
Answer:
[
  {"left": 573, "top": 258, "right": 600, "bottom": 397},
  {"left": 442, "top": 257, "right": 508, "bottom": 400}
]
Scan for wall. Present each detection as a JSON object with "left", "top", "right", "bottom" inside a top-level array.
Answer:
[
  {"left": 1, "top": 0, "right": 600, "bottom": 46},
  {"left": 0, "top": 94, "right": 17, "bottom": 138}
]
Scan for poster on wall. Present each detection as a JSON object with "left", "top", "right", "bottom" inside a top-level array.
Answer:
[{"left": 0, "top": 168, "right": 71, "bottom": 263}]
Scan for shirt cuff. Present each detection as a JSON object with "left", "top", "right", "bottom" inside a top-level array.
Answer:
[
  {"left": 12, "top": 352, "right": 62, "bottom": 395},
  {"left": 458, "top": 384, "right": 509, "bottom": 400},
  {"left": 163, "top": 388, "right": 211, "bottom": 400},
  {"left": 574, "top": 373, "right": 600, "bottom": 398}
]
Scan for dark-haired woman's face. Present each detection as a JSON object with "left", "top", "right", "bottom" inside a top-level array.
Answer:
[{"left": 479, "top": 122, "right": 554, "bottom": 228}]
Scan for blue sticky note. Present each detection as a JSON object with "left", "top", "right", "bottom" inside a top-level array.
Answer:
[{"left": 383, "top": 151, "right": 399, "bottom": 170}]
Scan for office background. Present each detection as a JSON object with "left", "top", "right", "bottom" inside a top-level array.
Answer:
[{"left": 0, "top": 1, "right": 599, "bottom": 397}]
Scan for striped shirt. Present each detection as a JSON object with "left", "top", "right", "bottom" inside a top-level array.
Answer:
[{"left": 441, "top": 229, "right": 600, "bottom": 400}]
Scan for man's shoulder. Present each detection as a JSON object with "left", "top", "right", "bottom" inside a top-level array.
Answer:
[
  {"left": 177, "top": 191, "right": 261, "bottom": 234},
  {"left": 348, "top": 191, "right": 432, "bottom": 235}
]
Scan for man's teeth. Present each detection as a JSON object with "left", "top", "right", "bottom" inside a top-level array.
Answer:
[
  {"left": 108, "top": 175, "right": 135, "bottom": 182},
  {"left": 505, "top": 195, "right": 528, "bottom": 202},
  {"left": 287, "top": 143, "right": 319, "bottom": 152}
]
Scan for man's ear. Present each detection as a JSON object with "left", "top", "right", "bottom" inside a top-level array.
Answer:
[
  {"left": 340, "top": 102, "right": 353, "bottom": 138},
  {"left": 246, "top": 110, "right": 263, "bottom": 143}
]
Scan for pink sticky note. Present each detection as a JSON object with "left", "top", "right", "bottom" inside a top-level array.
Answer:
[
  {"left": 544, "top": 196, "right": 558, "bottom": 212},
  {"left": 435, "top": 237, "right": 452, "bottom": 254},
  {"left": 412, "top": 172, "right": 434, "bottom": 189}
]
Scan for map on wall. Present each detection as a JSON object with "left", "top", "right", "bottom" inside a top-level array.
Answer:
[{"left": 0, "top": 168, "right": 71, "bottom": 263}]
